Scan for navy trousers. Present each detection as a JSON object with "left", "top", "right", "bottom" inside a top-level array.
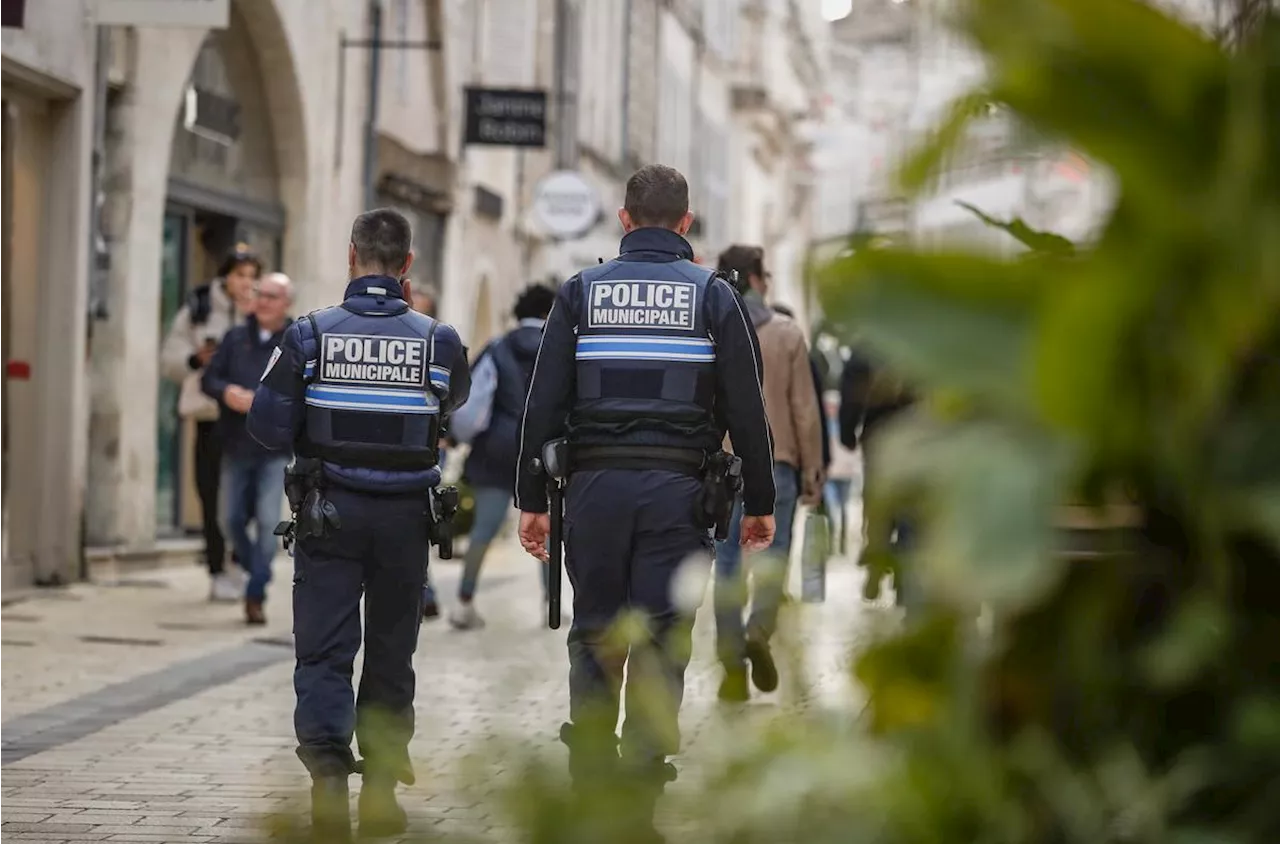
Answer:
[
  {"left": 293, "top": 487, "right": 428, "bottom": 781},
  {"left": 564, "top": 469, "right": 711, "bottom": 763}
]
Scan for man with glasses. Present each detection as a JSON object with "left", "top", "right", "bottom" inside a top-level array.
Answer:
[{"left": 201, "top": 272, "right": 295, "bottom": 625}]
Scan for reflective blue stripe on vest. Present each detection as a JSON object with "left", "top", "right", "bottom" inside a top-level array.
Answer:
[
  {"left": 304, "top": 360, "right": 316, "bottom": 379},
  {"left": 305, "top": 383, "right": 440, "bottom": 415},
  {"left": 575, "top": 335, "right": 716, "bottom": 363},
  {"left": 429, "top": 365, "right": 450, "bottom": 389}
]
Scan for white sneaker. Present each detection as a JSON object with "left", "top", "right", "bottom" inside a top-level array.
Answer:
[
  {"left": 209, "top": 573, "right": 241, "bottom": 602},
  {"left": 228, "top": 565, "right": 250, "bottom": 589},
  {"left": 448, "top": 602, "right": 485, "bottom": 630}
]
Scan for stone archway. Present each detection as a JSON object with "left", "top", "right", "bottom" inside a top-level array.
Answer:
[{"left": 86, "top": 0, "right": 311, "bottom": 549}]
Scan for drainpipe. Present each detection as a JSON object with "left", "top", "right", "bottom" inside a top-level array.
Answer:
[
  {"left": 362, "top": 0, "right": 384, "bottom": 211},
  {"left": 620, "top": 0, "right": 632, "bottom": 167}
]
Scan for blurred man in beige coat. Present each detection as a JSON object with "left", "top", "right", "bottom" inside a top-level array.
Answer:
[{"left": 714, "top": 244, "right": 824, "bottom": 702}]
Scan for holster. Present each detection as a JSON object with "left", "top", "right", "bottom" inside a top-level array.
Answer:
[
  {"left": 427, "top": 486, "right": 460, "bottom": 559},
  {"left": 696, "top": 451, "right": 743, "bottom": 541},
  {"left": 276, "top": 457, "right": 340, "bottom": 548}
]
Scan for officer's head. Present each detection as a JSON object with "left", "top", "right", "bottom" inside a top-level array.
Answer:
[
  {"left": 620, "top": 164, "right": 693, "bottom": 236},
  {"left": 349, "top": 209, "right": 415, "bottom": 294},
  {"left": 718, "top": 245, "right": 769, "bottom": 296},
  {"left": 513, "top": 284, "right": 555, "bottom": 322}
]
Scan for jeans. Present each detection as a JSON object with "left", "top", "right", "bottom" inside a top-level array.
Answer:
[
  {"left": 194, "top": 421, "right": 226, "bottom": 575},
  {"left": 824, "top": 479, "right": 853, "bottom": 554},
  {"left": 222, "top": 454, "right": 288, "bottom": 602},
  {"left": 714, "top": 462, "right": 800, "bottom": 667},
  {"left": 458, "top": 486, "right": 514, "bottom": 602}
]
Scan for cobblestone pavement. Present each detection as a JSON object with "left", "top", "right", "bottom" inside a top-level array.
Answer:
[{"left": 2, "top": 515, "right": 886, "bottom": 843}]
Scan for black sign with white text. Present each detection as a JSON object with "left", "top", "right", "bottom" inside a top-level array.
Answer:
[
  {"left": 2, "top": 0, "right": 26, "bottom": 28},
  {"left": 464, "top": 88, "right": 547, "bottom": 148}
]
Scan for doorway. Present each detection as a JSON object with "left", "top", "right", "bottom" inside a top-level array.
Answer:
[
  {"left": 156, "top": 206, "right": 282, "bottom": 537},
  {"left": 2, "top": 91, "right": 52, "bottom": 589}
]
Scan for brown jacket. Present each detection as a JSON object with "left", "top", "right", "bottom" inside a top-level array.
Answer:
[{"left": 728, "top": 295, "right": 824, "bottom": 485}]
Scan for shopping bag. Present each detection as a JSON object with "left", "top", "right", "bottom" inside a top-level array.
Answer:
[{"left": 800, "top": 505, "right": 831, "bottom": 603}]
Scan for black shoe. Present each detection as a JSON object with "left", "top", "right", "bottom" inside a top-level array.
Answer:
[
  {"left": 422, "top": 599, "right": 440, "bottom": 621},
  {"left": 717, "top": 666, "right": 749, "bottom": 703},
  {"left": 357, "top": 778, "right": 407, "bottom": 839},
  {"left": 560, "top": 722, "right": 620, "bottom": 787},
  {"left": 745, "top": 637, "right": 778, "bottom": 693},
  {"left": 310, "top": 776, "right": 351, "bottom": 843}
]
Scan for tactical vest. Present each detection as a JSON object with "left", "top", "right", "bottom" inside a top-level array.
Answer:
[
  {"left": 298, "top": 303, "right": 447, "bottom": 470},
  {"left": 570, "top": 260, "right": 718, "bottom": 446}
]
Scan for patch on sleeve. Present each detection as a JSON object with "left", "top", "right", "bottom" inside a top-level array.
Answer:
[{"left": 261, "top": 346, "right": 283, "bottom": 382}]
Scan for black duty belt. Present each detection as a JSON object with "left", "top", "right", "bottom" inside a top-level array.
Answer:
[{"left": 572, "top": 446, "right": 706, "bottom": 477}]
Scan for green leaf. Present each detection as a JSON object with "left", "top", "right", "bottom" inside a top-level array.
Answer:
[
  {"left": 954, "top": 201, "right": 1077, "bottom": 256},
  {"left": 897, "top": 90, "right": 996, "bottom": 194},
  {"left": 872, "top": 410, "right": 1077, "bottom": 613},
  {"left": 818, "top": 249, "right": 1042, "bottom": 414}
]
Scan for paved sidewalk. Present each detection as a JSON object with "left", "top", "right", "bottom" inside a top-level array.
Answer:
[{"left": 2, "top": 525, "right": 884, "bottom": 843}]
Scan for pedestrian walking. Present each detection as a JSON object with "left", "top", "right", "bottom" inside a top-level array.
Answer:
[
  {"left": 246, "top": 210, "right": 470, "bottom": 841},
  {"left": 838, "top": 345, "right": 917, "bottom": 604},
  {"left": 447, "top": 283, "right": 555, "bottom": 630},
  {"left": 160, "top": 244, "right": 260, "bottom": 600},
  {"left": 516, "top": 165, "right": 775, "bottom": 841},
  {"left": 712, "top": 245, "right": 825, "bottom": 703},
  {"left": 200, "top": 272, "right": 293, "bottom": 624},
  {"left": 823, "top": 389, "right": 861, "bottom": 555}
]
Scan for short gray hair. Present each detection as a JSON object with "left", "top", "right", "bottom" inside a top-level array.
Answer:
[
  {"left": 260, "top": 272, "right": 293, "bottom": 299},
  {"left": 351, "top": 209, "right": 413, "bottom": 275}
]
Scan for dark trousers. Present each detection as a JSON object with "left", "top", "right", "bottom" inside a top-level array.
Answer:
[
  {"left": 564, "top": 469, "right": 710, "bottom": 763},
  {"left": 293, "top": 487, "right": 428, "bottom": 780},
  {"left": 193, "top": 421, "right": 226, "bottom": 575}
]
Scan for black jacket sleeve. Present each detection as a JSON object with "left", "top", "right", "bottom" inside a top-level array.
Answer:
[
  {"left": 200, "top": 328, "right": 236, "bottom": 402},
  {"left": 706, "top": 276, "right": 776, "bottom": 517},
  {"left": 514, "top": 277, "right": 581, "bottom": 513},
  {"left": 838, "top": 351, "right": 873, "bottom": 450},
  {"left": 811, "top": 355, "right": 830, "bottom": 470}
]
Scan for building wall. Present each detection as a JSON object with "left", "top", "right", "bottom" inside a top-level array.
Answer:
[
  {"left": 2, "top": 0, "right": 96, "bottom": 586},
  {"left": 85, "top": 0, "right": 366, "bottom": 549}
]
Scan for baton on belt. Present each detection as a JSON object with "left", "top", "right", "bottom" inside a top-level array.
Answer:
[{"left": 534, "top": 439, "right": 570, "bottom": 631}]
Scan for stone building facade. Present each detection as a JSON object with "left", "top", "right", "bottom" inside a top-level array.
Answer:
[{"left": 3, "top": 0, "right": 827, "bottom": 584}]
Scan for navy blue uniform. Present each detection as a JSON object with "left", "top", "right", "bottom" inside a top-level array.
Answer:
[
  {"left": 247, "top": 275, "right": 470, "bottom": 781},
  {"left": 516, "top": 228, "right": 774, "bottom": 774}
]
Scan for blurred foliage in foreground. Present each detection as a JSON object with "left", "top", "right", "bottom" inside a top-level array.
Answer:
[
  {"left": 818, "top": 0, "right": 1280, "bottom": 841},
  {"left": 271, "top": 2, "right": 1280, "bottom": 842}
]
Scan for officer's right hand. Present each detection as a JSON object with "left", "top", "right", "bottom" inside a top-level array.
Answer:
[
  {"left": 519, "top": 512, "right": 551, "bottom": 561},
  {"left": 740, "top": 515, "right": 776, "bottom": 551}
]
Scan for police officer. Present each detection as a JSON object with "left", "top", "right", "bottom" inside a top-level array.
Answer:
[
  {"left": 246, "top": 209, "right": 470, "bottom": 841},
  {"left": 516, "top": 164, "right": 776, "bottom": 840}
]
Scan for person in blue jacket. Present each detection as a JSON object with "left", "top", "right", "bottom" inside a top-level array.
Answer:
[
  {"left": 246, "top": 209, "right": 470, "bottom": 842},
  {"left": 446, "top": 283, "right": 555, "bottom": 629}
]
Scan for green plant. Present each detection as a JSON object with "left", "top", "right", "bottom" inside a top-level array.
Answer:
[{"left": 816, "top": 0, "right": 1280, "bottom": 841}]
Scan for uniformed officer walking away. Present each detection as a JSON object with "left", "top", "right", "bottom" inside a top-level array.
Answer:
[
  {"left": 246, "top": 209, "right": 470, "bottom": 842},
  {"left": 516, "top": 164, "right": 776, "bottom": 841}
]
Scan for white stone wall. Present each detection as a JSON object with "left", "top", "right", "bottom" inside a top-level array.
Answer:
[{"left": 2, "top": 0, "right": 97, "bottom": 584}]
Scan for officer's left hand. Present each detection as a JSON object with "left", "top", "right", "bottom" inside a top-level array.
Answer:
[{"left": 519, "top": 512, "right": 550, "bottom": 561}]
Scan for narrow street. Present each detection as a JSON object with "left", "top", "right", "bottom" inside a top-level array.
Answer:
[{"left": 2, "top": 535, "right": 882, "bottom": 843}]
